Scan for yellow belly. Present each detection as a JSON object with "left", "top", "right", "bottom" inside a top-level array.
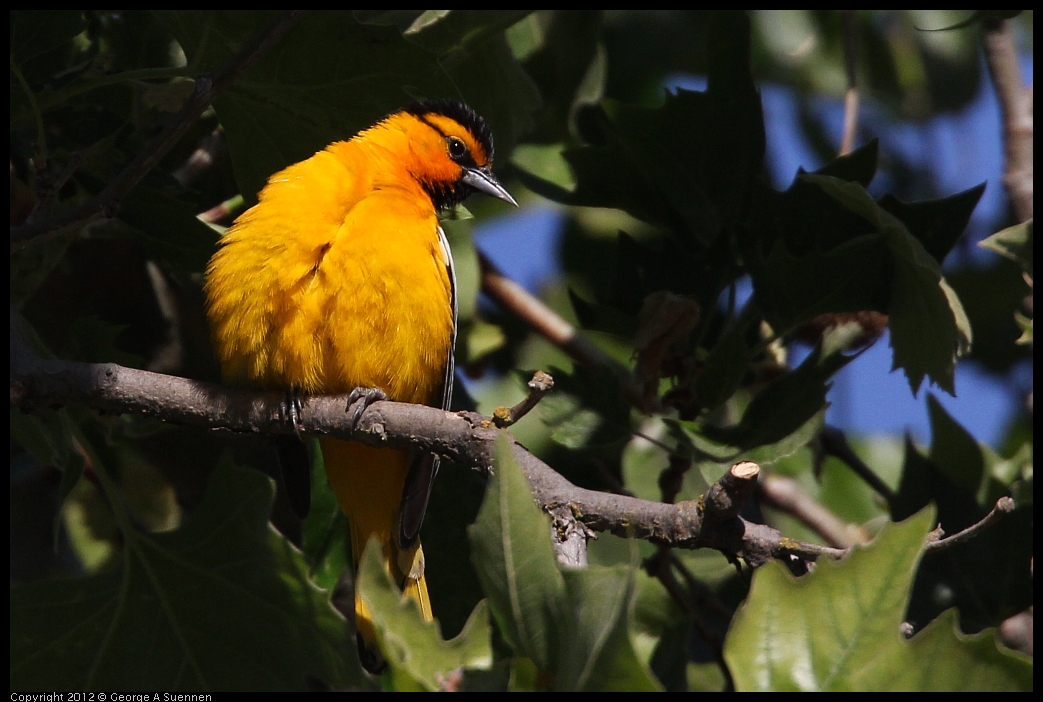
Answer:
[{"left": 206, "top": 189, "right": 453, "bottom": 405}]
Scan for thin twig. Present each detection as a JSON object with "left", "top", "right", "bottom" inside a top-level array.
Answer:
[
  {"left": 172, "top": 128, "right": 228, "bottom": 187},
  {"left": 838, "top": 10, "right": 860, "bottom": 156},
  {"left": 11, "top": 11, "right": 303, "bottom": 249},
  {"left": 817, "top": 424, "right": 895, "bottom": 501},
  {"left": 666, "top": 552, "right": 735, "bottom": 692},
  {"left": 645, "top": 549, "right": 735, "bottom": 692},
  {"left": 478, "top": 251, "right": 606, "bottom": 368},
  {"left": 492, "top": 370, "right": 554, "bottom": 428},
  {"left": 198, "top": 195, "right": 245, "bottom": 226},
  {"left": 758, "top": 475, "right": 866, "bottom": 549},
  {"left": 924, "top": 496, "right": 1016, "bottom": 553}
]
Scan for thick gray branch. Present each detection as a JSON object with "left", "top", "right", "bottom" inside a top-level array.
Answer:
[{"left": 11, "top": 314, "right": 845, "bottom": 568}]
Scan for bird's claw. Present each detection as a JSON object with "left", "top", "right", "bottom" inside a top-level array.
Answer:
[
  {"left": 347, "top": 387, "right": 390, "bottom": 428},
  {"left": 285, "top": 389, "right": 305, "bottom": 439}
]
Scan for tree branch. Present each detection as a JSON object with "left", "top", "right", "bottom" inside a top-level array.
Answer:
[
  {"left": 11, "top": 310, "right": 845, "bottom": 569},
  {"left": 981, "top": 17, "right": 1033, "bottom": 223}
]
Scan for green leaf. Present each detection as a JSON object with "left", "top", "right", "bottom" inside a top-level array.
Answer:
[
  {"left": 704, "top": 10, "right": 766, "bottom": 224},
  {"left": 557, "top": 565, "right": 660, "bottom": 691},
  {"left": 802, "top": 173, "right": 972, "bottom": 396},
  {"left": 515, "top": 13, "right": 763, "bottom": 247},
  {"left": 745, "top": 175, "right": 892, "bottom": 334},
  {"left": 750, "top": 232, "right": 890, "bottom": 333},
  {"left": 10, "top": 406, "right": 85, "bottom": 549},
  {"left": 884, "top": 608, "right": 1032, "bottom": 691},
  {"left": 927, "top": 395, "right": 985, "bottom": 498},
  {"left": 10, "top": 455, "right": 363, "bottom": 691},
  {"left": 10, "top": 10, "right": 88, "bottom": 64},
  {"left": 632, "top": 568, "right": 692, "bottom": 691},
  {"left": 520, "top": 10, "right": 603, "bottom": 143},
  {"left": 891, "top": 435, "right": 1033, "bottom": 635},
  {"left": 810, "top": 138, "right": 879, "bottom": 188},
  {"left": 299, "top": 439, "right": 350, "bottom": 593},
  {"left": 469, "top": 436, "right": 658, "bottom": 690},
  {"left": 511, "top": 143, "right": 577, "bottom": 192},
  {"left": 979, "top": 219, "right": 1033, "bottom": 278},
  {"left": 460, "top": 318, "right": 508, "bottom": 365},
  {"left": 886, "top": 234, "right": 971, "bottom": 396},
  {"left": 676, "top": 321, "right": 860, "bottom": 468},
  {"left": 1014, "top": 312, "right": 1032, "bottom": 345},
  {"left": 118, "top": 179, "right": 221, "bottom": 275},
  {"left": 725, "top": 507, "right": 1031, "bottom": 691},
  {"left": 702, "top": 326, "right": 857, "bottom": 452},
  {"left": 160, "top": 11, "right": 457, "bottom": 203},
  {"left": 10, "top": 10, "right": 90, "bottom": 125},
  {"left": 917, "top": 10, "right": 1022, "bottom": 32},
  {"left": 356, "top": 539, "right": 492, "bottom": 691},
  {"left": 568, "top": 287, "right": 638, "bottom": 339},
  {"left": 370, "top": 10, "right": 533, "bottom": 58},
  {"left": 539, "top": 364, "right": 632, "bottom": 449},
  {"left": 689, "top": 306, "right": 755, "bottom": 414},
  {"left": 688, "top": 661, "right": 728, "bottom": 692},
  {"left": 944, "top": 259, "right": 1032, "bottom": 372},
  {"left": 468, "top": 435, "right": 566, "bottom": 672},
  {"left": 879, "top": 183, "right": 986, "bottom": 266}
]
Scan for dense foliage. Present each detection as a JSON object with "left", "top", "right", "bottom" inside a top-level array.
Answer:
[{"left": 11, "top": 10, "right": 1032, "bottom": 691}]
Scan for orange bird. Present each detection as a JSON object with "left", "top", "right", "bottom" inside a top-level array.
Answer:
[{"left": 204, "top": 100, "right": 516, "bottom": 670}]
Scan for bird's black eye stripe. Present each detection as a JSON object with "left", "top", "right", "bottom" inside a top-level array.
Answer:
[
  {"left": 404, "top": 99, "right": 495, "bottom": 163},
  {"left": 410, "top": 112, "right": 478, "bottom": 166}
]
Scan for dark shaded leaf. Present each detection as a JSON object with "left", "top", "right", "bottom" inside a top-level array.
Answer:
[
  {"left": 879, "top": 183, "right": 986, "bottom": 266},
  {"left": 10, "top": 456, "right": 363, "bottom": 691},
  {"left": 927, "top": 394, "right": 985, "bottom": 498},
  {"left": 160, "top": 11, "right": 457, "bottom": 202},
  {"left": 891, "top": 436, "right": 1033, "bottom": 634},
  {"left": 809, "top": 138, "right": 879, "bottom": 188},
  {"left": 557, "top": 565, "right": 660, "bottom": 691},
  {"left": 702, "top": 325, "right": 857, "bottom": 451},
  {"left": 802, "top": 174, "right": 971, "bottom": 395}
]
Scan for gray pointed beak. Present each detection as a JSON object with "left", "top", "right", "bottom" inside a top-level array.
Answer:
[{"left": 462, "top": 167, "right": 519, "bottom": 207}]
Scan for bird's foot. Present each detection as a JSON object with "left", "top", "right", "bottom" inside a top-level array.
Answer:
[{"left": 347, "top": 386, "right": 389, "bottom": 428}]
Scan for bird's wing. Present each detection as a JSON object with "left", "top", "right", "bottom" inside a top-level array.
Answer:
[{"left": 398, "top": 224, "right": 457, "bottom": 550}]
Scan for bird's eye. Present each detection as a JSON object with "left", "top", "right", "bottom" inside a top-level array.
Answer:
[{"left": 447, "top": 137, "right": 467, "bottom": 160}]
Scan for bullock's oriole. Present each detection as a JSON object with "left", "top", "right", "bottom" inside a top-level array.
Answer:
[{"left": 204, "top": 100, "right": 516, "bottom": 671}]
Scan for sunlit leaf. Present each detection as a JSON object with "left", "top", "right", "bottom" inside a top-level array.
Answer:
[
  {"left": 725, "top": 507, "right": 1031, "bottom": 691},
  {"left": 356, "top": 539, "right": 492, "bottom": 691},
  {"left": 468, "top": 435, "right": 566, "bottom": 672}
]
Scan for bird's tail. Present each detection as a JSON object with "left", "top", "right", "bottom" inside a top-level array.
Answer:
[{"left": 321, "top": 439, "right": 433, "bottom": 672}]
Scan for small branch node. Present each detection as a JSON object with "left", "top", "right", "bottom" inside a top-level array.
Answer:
[
  {"left": 492, "top": 370, "right": 554, "bottom": 427},
  {"left": 702, "top": 461, "right": 760, "bottom": 524}
]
